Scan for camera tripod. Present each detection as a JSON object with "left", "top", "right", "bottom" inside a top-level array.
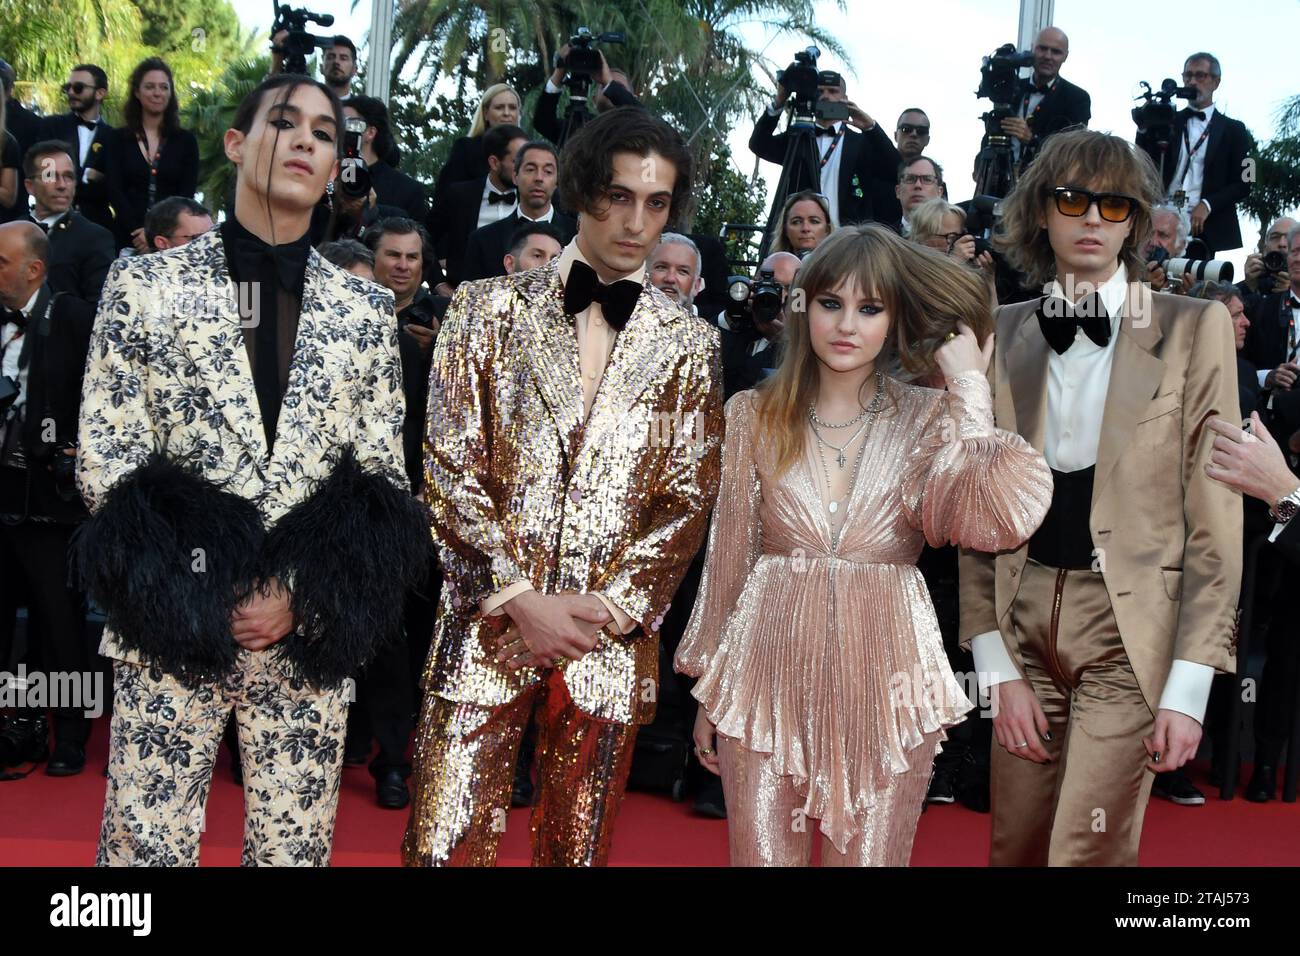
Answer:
[
  {"left": 974, "top": 110, "right": 1018, "bottom": 199},
  {"left": 757, "top": 106, "right": 825, "bottom": 261}
]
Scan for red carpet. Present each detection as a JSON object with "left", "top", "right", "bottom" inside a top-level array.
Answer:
[{"left": 2, "top": 721, "right": 1297, "bottom": 866}]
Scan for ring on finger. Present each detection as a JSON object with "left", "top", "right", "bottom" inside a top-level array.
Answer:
[{"left": 1015, "top": 741, "right": 1028, "bottom": 748}]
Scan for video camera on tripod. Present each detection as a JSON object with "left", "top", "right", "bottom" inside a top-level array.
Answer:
[
  {"left": 271, "top": 2, "right": 337, "bottom": 77},
  {"left": 777, "top": 46, "right": 848, "bottom": 125},
  {"left": 973, "top": 43, "right": 1034, "bottom": 198},
  {"left": 551, "top": 26, "right": 626, "bottom": 145},
  {"left": 1132, "top": 79, "right": 1197, "bottom": 190}
]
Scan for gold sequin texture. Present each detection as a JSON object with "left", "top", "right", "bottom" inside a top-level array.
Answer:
[
  {"left": 675, "top": 376, "right": 1051, "bottom": 856},
  {"left": 405, "top": 259, "right": 723, "bottom": 863}
]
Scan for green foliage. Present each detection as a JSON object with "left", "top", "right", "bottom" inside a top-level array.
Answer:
[
  {"left": 691, "top": 141, "right": 767, "bottom": 265},
  {"left": 183, "top": 56, "right": 275, "bottom": 213},
  {"left": 1241, "top": 95, "right": 1300, "bottom": 248}
]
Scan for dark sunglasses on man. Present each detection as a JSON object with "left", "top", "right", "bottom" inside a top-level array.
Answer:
[
  {"left": 896, "top": 123, "right": 930, "bottom": 136},
  {"left": 1051, "top": 187, "right": 1138, "bottom": 223},
  {"left": 62, "top": 82, "right": 99, "bottom": 95}
]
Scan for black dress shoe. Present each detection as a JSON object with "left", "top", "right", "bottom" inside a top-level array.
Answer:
[
  {"left": 692, "top": 775, "right": 727, "bottom": 819},
  {"left": 926, "top": 763, "right": 957, "bottom": 804},
  {"left": 376, "top": 769, "right": 410, "bottom": 809},
  {"left": 955, "top": 751, "right": 990, "bottom": 813},
  {"left": 1245, "top": 765, "right": 1276, "bottom": 803},
  {"left": 0, "top": 715, "right": 49, "bottom": 767},
  {"left": 1151, "top": 768, "right": 1205, "bottom": 806},
  {"left": 46, "top": 741, "right": 87, "bottom": 777}
]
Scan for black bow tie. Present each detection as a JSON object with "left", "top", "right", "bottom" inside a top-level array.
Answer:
[
  {"left": 487, "top": 189, "right": 517, "bottom": 205},
  {"left": 30, "top": 217, "right": 49, "bottom": 234},
  {"left": 226, "top": 227, "right": 309, "bottom": 295},
  {"left": 815, "top": 124, "right": 839, "bottom": 137},
  {"left": 77, "top": 118, "right": 97, "bottom": 130},
  {"left": 563, "top": 259, "right": 642, "bottom": 332},
  {"left": 1288, "top": 293, "right": 1300, "bottom": 310},
  {"left": 1036, "top": 293, "right": 1112, "bottom": 354},
  {"left": 1031, "top": 82, "right": 1052, "bottom": 94},
  {"left": 1183, "top": 109, "right": 1207, "bottom": 121},
  {"left": 1, "top": 306, "right": 26, "bottom": 329}
]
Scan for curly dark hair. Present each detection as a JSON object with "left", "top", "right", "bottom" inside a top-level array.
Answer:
[
  {"left": 556, "top": 107, "right": 693, "bottom": 222},
  {"left": 123, "top": 57, "right": 181, "bottom": 139}
]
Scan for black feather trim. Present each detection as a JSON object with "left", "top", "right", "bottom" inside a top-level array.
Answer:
[
  {"left": 72, "top": 453, "right": 265, "bottom": 685},
  {"left": 261, "top": 445, "right": 430, "bottom": 689}
]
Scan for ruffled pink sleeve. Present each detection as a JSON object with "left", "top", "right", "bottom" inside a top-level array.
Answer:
[
  {"left": 901, "top": 374, "right": 1052, "bottom": 552},
  {"left": 674, "top": 391, "right": 762, "bottom": 677}
]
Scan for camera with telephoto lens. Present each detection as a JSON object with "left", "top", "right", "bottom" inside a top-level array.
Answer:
[
  {"left": 777, "top": 47, "right": 848, "bottom": 123},
  {"left": 338, "top": 116, "right": 371, "bottom": 200},
  {"left": 1131, "top": 79, "right": 1197, "bottom": 139},
  {"left": 1167, "top": 256, "right": 1234, "bottom": 284},
  {"left": 1147, "top": 245, "right": 1170, "bottom": 268},
  {"left": 271, "top": 2, "right": 336, "bottom": 77},
  {"left": 558, "top": 26, "right": 626, "bottom": 80},
  {"left": 726, "top": 269, "right": 785, "bottom": 338}
]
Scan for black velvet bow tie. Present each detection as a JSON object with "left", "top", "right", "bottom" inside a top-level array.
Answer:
[
  {"left": 77, "top": 118, "right": 97, "bottom": 130},
  {"left": 815, "top": 124, "right": 839, "bottom": 137},
  {"left": 1036, "top": 293, "right": 1111, "bottom": 354},
  {"left": 563, "top": 259, "right": 642, "bottom": 331},
  {"left": 487, "top": 189, "right": 517, "bottom": 205},
  {"left": 1183, "top": 109, "right": 1207, "bottom": 121},
  {"left": 1, "top": 306, "right": 26, "bottom": 329},
  {"left": 227, "top": 229, "right": 309, "bottom": 295}
]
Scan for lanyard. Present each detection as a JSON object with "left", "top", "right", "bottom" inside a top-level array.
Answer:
[
  {"left": 139, "top": 135, "right": 164, "bottom": 208},
  {"left": 1177, "top": 121, "right": 1211, "bottom": 190},
  {"left": 819, "top": 124, "right": 843, "bottom": 170}
]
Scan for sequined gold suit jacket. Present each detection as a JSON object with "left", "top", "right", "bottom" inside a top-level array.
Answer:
[{"left": 421, "top": 258, "right": 724, "bottom": 725}]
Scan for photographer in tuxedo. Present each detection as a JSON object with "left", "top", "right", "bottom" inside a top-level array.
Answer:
[
  {"left": 341, "top": 97, "right": 428, "bottom": 222},
  {"left": 749, "top": 71, "right": 896, "bottom": 228},
  {"left": 22, "top": 141, "right": 115, "bottom": 306},
  {"left": 429, "top": 123, "right": 528, "bottom": 287},
  {"left": 1000, "top": 27, "right": 1091, "bottom": 173},
  {"left": 534, "top": 45, "right": 642, "bottom": 147},
  {"left": 1138, "top": 52, "right": 1252, "bottom": 256},
  {"left": 1239, "top": 216, "right": 1296, "bottom": 307},
  {"left": 460, "top": 141, "right": 575, "bottom": 283},
  {"left": 36, "top": 65, "right": 115, "bottom": 235},
  {"left": 0, "top": 221, "right": 96, "bottom": 776},
  {"left": 1242, "top": 224, "right": 1300, "bottom": 412},
  {"left": 1143, "top": 202, "right": 1190, "bottom": 293}
]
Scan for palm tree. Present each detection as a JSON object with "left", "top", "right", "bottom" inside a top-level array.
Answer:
[
  {"left": 1241, "top": 94, "right": 1300, "bottom": 248},
  {"left": 184, "top": 57, "right": 275, "bottom": 212}
]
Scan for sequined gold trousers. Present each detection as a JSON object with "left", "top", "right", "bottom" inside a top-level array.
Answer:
[
  {"left": 401, "top": 669, "right": 638, "bottom": 867},
  {"left": 717, "top": 732, "right": 939, "bottom": 866}
]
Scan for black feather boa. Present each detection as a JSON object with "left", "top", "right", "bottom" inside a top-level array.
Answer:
[
  {"left": 72, "top": 453, "right": 265, "bottom": 686},
  {"left": 260, "top": 445, "right": 430, "bottom": 689}
]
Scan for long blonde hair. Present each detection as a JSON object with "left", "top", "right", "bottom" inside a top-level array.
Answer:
[
  {"left": 755, "top": 224, "right": 993, "bottom": 477},
  {"left": 469, "top": 83, "right": 521, "bottom": 137}
]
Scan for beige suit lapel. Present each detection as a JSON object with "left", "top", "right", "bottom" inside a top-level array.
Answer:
[
  {"left": 1093, "top": 282, "right": 1165, "bottom": 505},
  {"left": 1004, "top": 301, "right": 1050, "bottom": 453}
]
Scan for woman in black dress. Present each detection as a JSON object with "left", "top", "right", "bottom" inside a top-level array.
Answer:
[
  {"left": 108, "top": 57, "right": 198, "bottom": 253},
  {"left": 429, "top": 83, "right": 520, "bottom": 211}
]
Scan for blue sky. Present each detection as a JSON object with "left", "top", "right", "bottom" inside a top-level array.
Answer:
[{"left": 230, "top": 0, "right": 1300, "bottom": 266}]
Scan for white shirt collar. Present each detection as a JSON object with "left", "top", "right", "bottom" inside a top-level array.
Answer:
[
  {"left": 20, "top": 286, "right": 40, "bottom": 317},
  {"left": 519, "top": 205, "right": 555, "bottom": 224}
]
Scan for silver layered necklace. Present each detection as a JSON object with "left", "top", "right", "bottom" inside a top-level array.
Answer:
[{"left": 808, "top": 371, "right": 885, "bottom": 515}]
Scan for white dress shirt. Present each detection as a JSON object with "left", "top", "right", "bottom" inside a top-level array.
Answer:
[
  {"left": 1256, "top": 290, "right": 1300, "bottom": 388},
  {"left": 765, "top": 104, "right": 843, "bottom": 226},
  {"left": 477, "top": 179, "right": 518, "bottom": 230},
  {"left": 1014, "top": 76, "right": 1056, "bottom": 163},
  {"left": 970, "top": 263, "right": 1216, "bottom": 722},
  {"left": 1171, "top": 103, "right": 1215, "bottom": 211},
  {"left": 0, "top": 287, "right": 41, "bottom": 447},
  {"left": 76, "top": 121, "right": 94, "bottom": 172}
]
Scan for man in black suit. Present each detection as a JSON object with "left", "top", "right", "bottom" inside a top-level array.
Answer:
[
  {"left": 22, "top": 141, "right": 114, "bottom": 306},
  {"left": 342, "top": 97, "right": 427, "bottom": 222},
  {"left": 1243, "top": 226, "right": 1300, "bottom": 430},
  {"left": 461, "top": 141, "right": 575, "bottom": 283},
  {"left": 535, "top": 45, "right": 643, "bottom": 147},
  {"left": 431, "top": 123, "right": 528, "bottom": 287},
  {"left": 749, "top": 72, "right": 896, "bottom": 229},
  {"left": 1238, "top": 216, "right": 1295, "bottom": 308},
  {"left": 872, "top": 109, "right": 931, "bottom": 228},
  {"left": 999, "top": 27, "right": 1091, "bottom": 173},
  {"left": 36, "top": 65, "right": 115, "bottom": 236},
  {"left": 1138, "top": 52, "right": 1252, "bottom": 256},
  {"left": 716, "top": 251, "right": 796, "bottom": 399},
  {"left": 0, "top": 222, "right": 95, "bottom": 775}
]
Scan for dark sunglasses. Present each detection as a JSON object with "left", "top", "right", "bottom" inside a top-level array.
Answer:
[
  {"left": 896, "top": 123, "right": 930, "bottom": 136},
  {"left": 1051, "top": 187, "right": 1138, "bottom": 223},
  {"left": 63, "top": 82, "right": 95, "bottom": 95}
]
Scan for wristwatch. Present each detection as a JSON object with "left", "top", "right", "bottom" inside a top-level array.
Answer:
[{"left": 1270, "top": 488, "right": 1300, "bottom": 524}]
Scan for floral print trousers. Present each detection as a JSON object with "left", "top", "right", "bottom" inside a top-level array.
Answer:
[{"left": 96, "top": 652, "right": 349, "bottom": 867}]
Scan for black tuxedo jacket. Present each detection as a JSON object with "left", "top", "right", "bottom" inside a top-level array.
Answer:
[
  {"left": 1138, "top": 106, "right": 1252, "bottom": 253},
  {"left": 689, "top": 233, "right": 732, "bottom": 326},
  {"left": 369, "top": 160, "right": 429, "bottom": 221},
  {"left": 1243, "top": 291, "right": 1295, "bottom": 375},
  {"left": 460, "top": 208, "right": 576, "bottom": 283},
  {"left": 5, "top": 100, "right": 42, "bottom": 156},
  {"left": 431, "top": 136, "right": 485, "bottom": 213},
  {"left": 719, "top": 327, "right": 779, "bottom": 400},
  {"left": 1016, "top": 75, "right": 1091, "bottom": 169},
  {"left": 3, "top": 287, "right": 94, "bottom": 522},
  {"left": 36, "top": 113, "right": 116, "bottom": 234},
  {"left": 432, "top": 176, "right": 519, "bottom": 286},
  {"left": 39, "top": 210, "right": 115, "bottom": 304},
  {"left": 748, "top": 109, "right": 890, "bottom": 226}
]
